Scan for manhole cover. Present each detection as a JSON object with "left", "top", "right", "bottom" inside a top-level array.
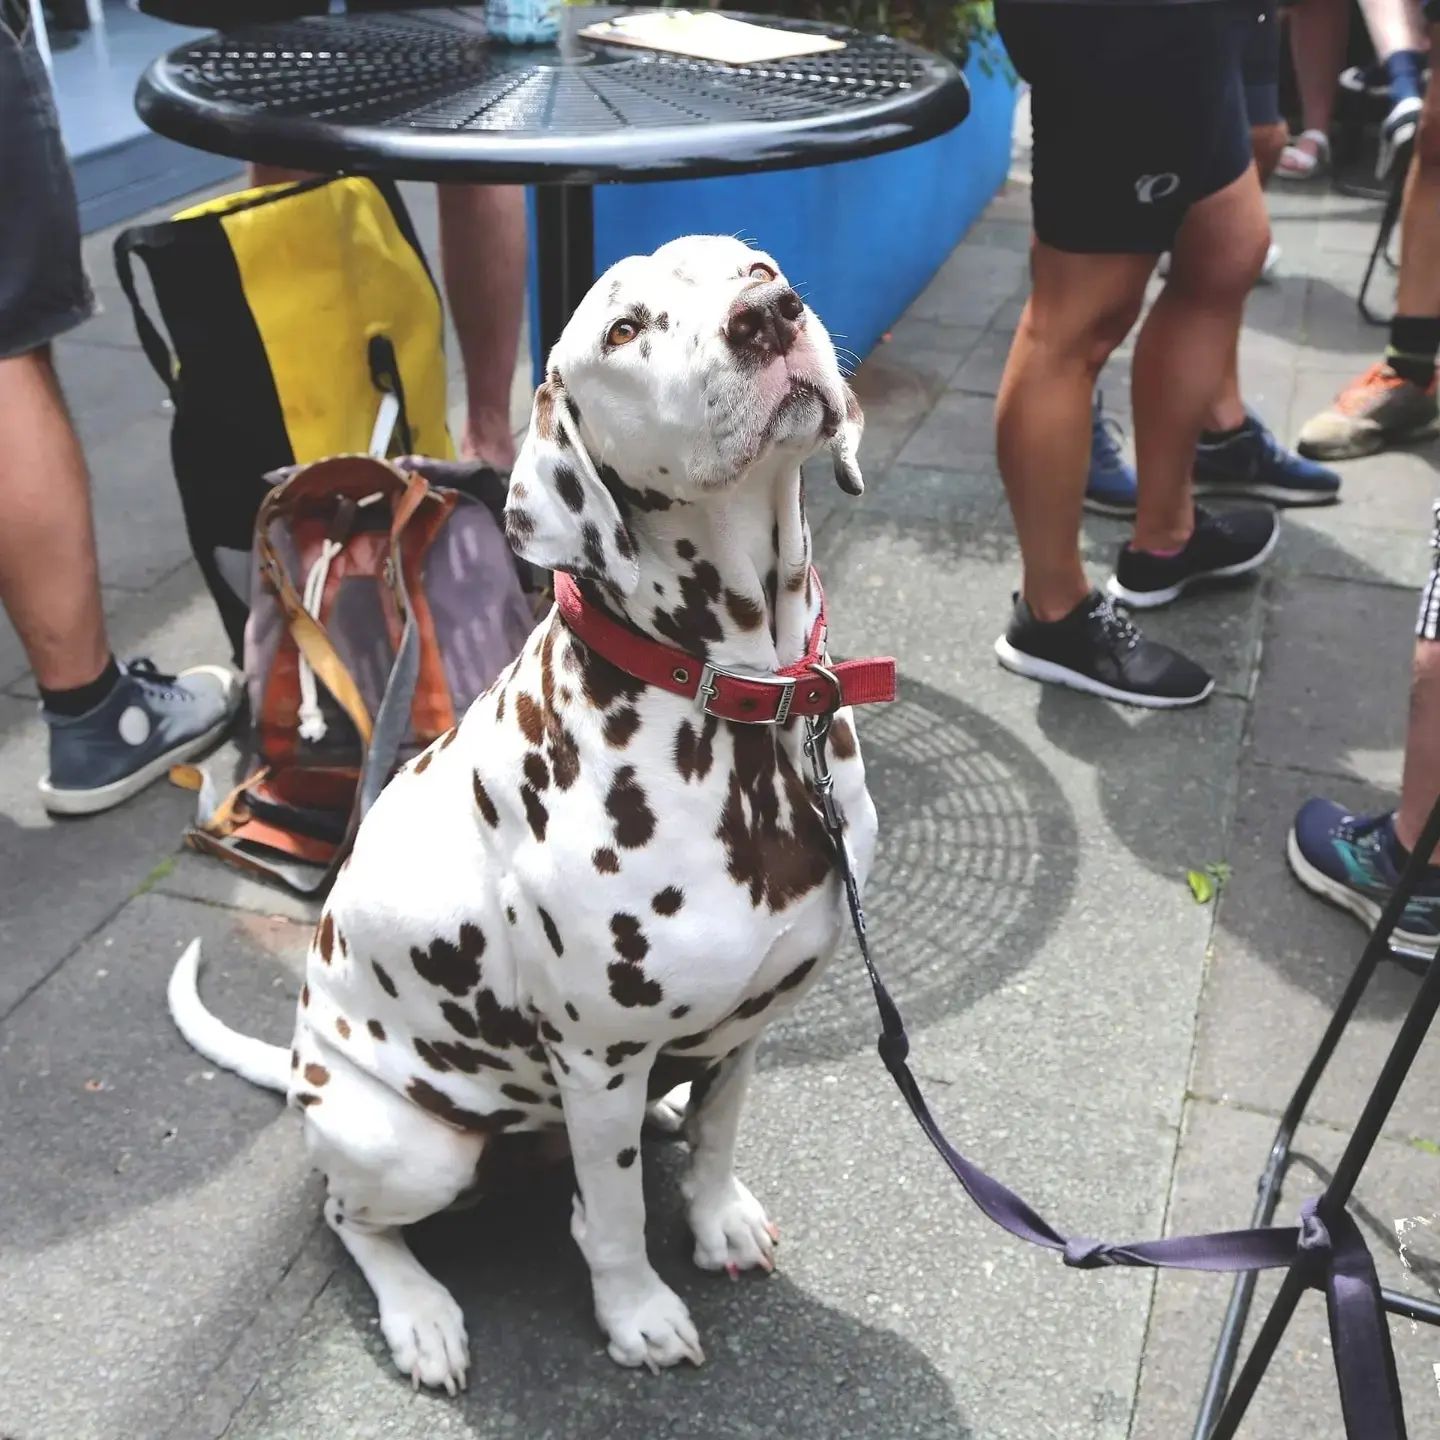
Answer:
[{"left": 764, "top": 675, "right": 1075, "bottom": 1068}]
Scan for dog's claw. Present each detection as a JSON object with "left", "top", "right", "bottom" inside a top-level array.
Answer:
[
  {"left": 766, "top": 1222, "right": 781, "bottom": 1243},
  {"left": 725, "top": 1261, "right": 740, "bottom": 1281}
]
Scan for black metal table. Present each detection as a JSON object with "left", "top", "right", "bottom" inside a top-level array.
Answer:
[{"left": 134, "top": 4, "right": 970, "bottom": 363}]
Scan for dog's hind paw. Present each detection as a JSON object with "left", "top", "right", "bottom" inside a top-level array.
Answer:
[
  {"left": 379, "top": 1280, "right": 470, "bottom": 1395},
  {"left": 687, "top": 1177, "right": 777, "bottom": 1276}
]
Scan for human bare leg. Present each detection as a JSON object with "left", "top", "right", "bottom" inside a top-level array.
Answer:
[
  {"left": 0, "top": 347, "right": 108, "bottom": 690},
  {"left": 1299, "top": 31, "right": 1440, "bottom": 459},
  {"left": 996, "top": 245, "right": 1152, "bottom": 620},
  {"left": 1131, "top": 168, "right": 1270, "bottom": 551},
  {"left": 1397, "top": 639, "right": 1440, "bottom": 858},
  {"left": 437, "top": 184, "right": 526, "bottom": 469},
  {"left": 1278, "top": 0, "right": 1347, "bottom": 178}
]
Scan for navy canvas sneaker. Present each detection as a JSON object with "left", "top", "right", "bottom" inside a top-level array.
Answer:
[
  {"left": 1107, "top": 505, "right": 1279, "bottom": 609},
  {"left": 1084, "top": 395, "right": 1138, "bottom": 518},
  {"left": 994, "top": 590, "right": 1213, "bottom": 708},
  {"left": 1288, "top": 800, "right": 1440, "bottom": 959},
  {"left": 1193, "top": 412, "right": 1340, "bottom": 506},
  {"left": 39, "top": 657, "right": 241, "bottom": 816}
]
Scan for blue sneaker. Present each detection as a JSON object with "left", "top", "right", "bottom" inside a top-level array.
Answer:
[
  {"left": 1084, "top": 395, "right": 1138, "bottom": 517},
  {"left": 1194, "top": 412, "right": 1341, "bottom": 507},
  {"left": 1288, "top": 800, "right": 1440, "bottom": 959},
  {"left": 40, "top": 657, "right": 241, "bottom": 816}
]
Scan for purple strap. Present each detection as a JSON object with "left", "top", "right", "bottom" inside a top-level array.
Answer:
[{"left": 822, "top": 782, "right": 1406, "bottom": 1440}]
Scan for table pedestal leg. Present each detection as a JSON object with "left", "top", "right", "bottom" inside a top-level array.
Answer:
[{"left": 534, "top": 184, "right": 595, "bottom": 375}]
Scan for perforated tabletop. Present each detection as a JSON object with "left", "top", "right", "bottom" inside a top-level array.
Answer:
[{"left": 135, "top": 5, "right": 969, "bottom": 184}]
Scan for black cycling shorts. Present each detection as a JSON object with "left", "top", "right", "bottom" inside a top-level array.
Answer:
[
  {"left": 996, "top": 1, "right": 1260, "bottom": 255},
  {"left": 1243, "top": 4, "right": 1282, "bottom": 128}
]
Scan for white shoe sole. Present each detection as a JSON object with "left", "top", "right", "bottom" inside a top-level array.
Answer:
[
  {"left": 1191, "top": 479, "right": 1337, "bottom": 508},
  {"left": 1105, "top": 522, "right": 1280, "bottom": 610},
  {"left": 993, "top": 637, "right": 1214, "bottom": 709},
  {"left": 1286, "top": 827, "right": 1438, "bottom": 962},
  {"left": 40, "top": 667, "right": 241, "bottom": 817}
]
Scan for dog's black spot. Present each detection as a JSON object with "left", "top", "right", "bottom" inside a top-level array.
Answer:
[
  {"left": 506, "top": 905, "right": 517, "bottom": 925},
  {"left": 610, "top": 913, "right": 649, "bottom": 963},
  {"left": 408, "top": 1079, "right": 524, "bottom": 1134},
  {"left": 523, "top": 752, "right": 550, "bottom": 791},
  {"left": 554, "top": 462, "right": 585, "bottom": 514},
  {"left": 367, "top": 1019, "right": 386, "bottom": 1041},
  {"left": 607, "top": 1039, "right": 647, "bottom": 1067},
  {"left": 604, "top": 706, "right": 641, "bottom": 749},
  {"left": 778, "top": 955, "right": 819, "bottom": 993},
  {"left": 521, "top": 785, "right": 549, "bottom": 841},
  {"left": 410, "top": 923, "right": 485, "bottom": 996},
  {"left": 317, "top": 911, "right": 336, "bottom": 963},
  {"left": 593, "top": 847, "right": 620, "bottom": 874},
  {"left": 608, "top": 962, "right": 663, "bottom": 1008},
  {"left": 617, "top": 1147, "right": 637, "bottom": 1169},
  {"left": 538, "top": 908, "right": 564, "bottom": 957},
  {"left": 670, "top": 1004, "right": 691, "bottom": 1019},
  {"left": 606, "top": 766, "right": 656, "bottom": 849},
  {"left": 607, "top": 1073, "right": 625, "bottom": 1090},
  {"left": 475, "top": 989, "right": 537, "bottom": 1051},
  {"left": 565, "top": 1002, "right": 580, "bottom": 1022},
  {"left": 539, "top": 1018, "right": 564, "bottom": 1044},
  {"left": 472, "top": 773, "right": 500, "bottom": 828},
  {"left": 441, "top": 1001, "right": 480, "bottom": 1038},
  {"left": 501, "top": 1083, "right": 544, "bottom": 1105},
  {"left": 581, "top": 522, "right": 606, "bottom": 576},
  {"left": 371, "top": 963, "right": 397, "bottom": 998},
  {"left": 676, "top": 539, "right": 696, "bottom": 560},
  {"left": 652, "top": 887, "right": 684, "bottom": 916}
]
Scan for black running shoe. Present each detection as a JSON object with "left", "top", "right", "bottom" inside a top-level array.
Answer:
[
  {"left": 1107, "top": 505, "right": 1279, "bottom": 610},
  {"left": 994, "top": 590, "right": 1214, "bottom": 708}
]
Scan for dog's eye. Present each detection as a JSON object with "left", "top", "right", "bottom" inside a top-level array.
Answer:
[
  {"left": 607, "top": 320, "right": 641, "bottom": 348},
  {"left": 748, "top": 263, "right": 777, "bottom": 282}
]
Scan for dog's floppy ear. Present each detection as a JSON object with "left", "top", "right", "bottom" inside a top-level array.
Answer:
[
  {"left": 504, "top": 375, "right": 640, "bottom": 595},
  {"left": 831, "top": 384, "right": 864, "bottom": 496}
]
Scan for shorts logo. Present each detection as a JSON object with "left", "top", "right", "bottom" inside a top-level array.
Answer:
[{"left": 1135, "top": 173, "right": 1181, "bottom": 205}]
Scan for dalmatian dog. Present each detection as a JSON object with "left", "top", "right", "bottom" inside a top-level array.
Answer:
[{"left": 167, "top": 234, "right": 879, "bottom": 1390}]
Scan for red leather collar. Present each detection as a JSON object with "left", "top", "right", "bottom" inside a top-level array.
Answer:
[{"left": 552, "top": 570, "right": 896, "bottom": 725}]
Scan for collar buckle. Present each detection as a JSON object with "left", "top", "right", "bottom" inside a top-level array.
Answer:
[{"left": 697, "top": 662, "right": 797, "bottom": 725}]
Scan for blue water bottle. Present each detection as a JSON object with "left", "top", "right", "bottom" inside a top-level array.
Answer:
[{"left": 485, "top": 0, "right": 559, "bottom": 45}]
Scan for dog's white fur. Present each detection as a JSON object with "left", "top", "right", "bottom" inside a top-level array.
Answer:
[{"left": 169, "top": 235, "right": 877, "bottom": 1389}]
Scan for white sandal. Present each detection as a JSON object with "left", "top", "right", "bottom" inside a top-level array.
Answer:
[{"left": 1276, "top": 129, "right": 1331, "bottom": 181}]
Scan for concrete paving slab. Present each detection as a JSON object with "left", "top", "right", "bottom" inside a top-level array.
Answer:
[
  {"left": 1248, "top": 575, "right": 1415, "bottom": 787},
  {"left": 1192, "top": 761, "right": 1440, "bottom": 1143},
  {"left": 0, "top": 893, "right": 321, "bottom": 1440},
  {"left": 1130, "top": 1100, "right": 1440, "bottom": 1440},
  {"left": 220, "top": 1069, "right": 1174, "bottom": 1440}
]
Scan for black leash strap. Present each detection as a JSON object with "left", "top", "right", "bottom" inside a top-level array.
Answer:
[{"left": 801, "top": 715, "right": 1406, "bottom": 1440}]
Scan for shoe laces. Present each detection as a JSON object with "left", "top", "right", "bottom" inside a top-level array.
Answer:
[
  {"left": 1089, "top": 597, "right": 1140, "bottom": 652},
  {"left": 123, "top": 656, "right": 186, "bottom": 702}
]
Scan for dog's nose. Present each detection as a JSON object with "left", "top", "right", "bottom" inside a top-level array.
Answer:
[{"left": 725, "top": 283, "right": 805, "bottom": 358}]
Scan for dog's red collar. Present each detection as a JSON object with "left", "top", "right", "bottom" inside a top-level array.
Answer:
[{"left": 552, "top": 570, "right": 896, "bottom": 725}]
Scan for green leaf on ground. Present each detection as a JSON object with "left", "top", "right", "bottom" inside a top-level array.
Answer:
[
  {"left": 1187, "top": 869, "right": 1214, "bottom": 905},
  {"left": 1411, "top": 1137, "right": 1440, "bottom": 1157}
]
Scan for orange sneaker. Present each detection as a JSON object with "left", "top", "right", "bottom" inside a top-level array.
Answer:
[{"left": 1297, "top": 362, "right": 1438, "bottom": 460}]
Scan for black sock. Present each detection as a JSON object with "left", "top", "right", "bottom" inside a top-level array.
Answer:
[
  {"left": 40, "top": 655, "right": 120, "bottom": 718},
  {"left": 1387, "top": 315, "right": 1440, "bottom": 387},
  {"left": 1199, "top": 418, "right": 1252, "bottom": 445}
]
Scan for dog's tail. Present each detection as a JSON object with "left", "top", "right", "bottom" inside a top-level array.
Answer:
[{"left": 167, "top": 939, "right": 291, "bottom": 1093}]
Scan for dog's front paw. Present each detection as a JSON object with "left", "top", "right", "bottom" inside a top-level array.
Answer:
[
  {"left": 378, "top": 1278, "right": 469, "bottom": 1395},
  {"left": 593, "top": 1267, "right": 706, "bottom": 1373},
  {"left": 686, "top": 1177, "right": 778, "bottom": 1277}
]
